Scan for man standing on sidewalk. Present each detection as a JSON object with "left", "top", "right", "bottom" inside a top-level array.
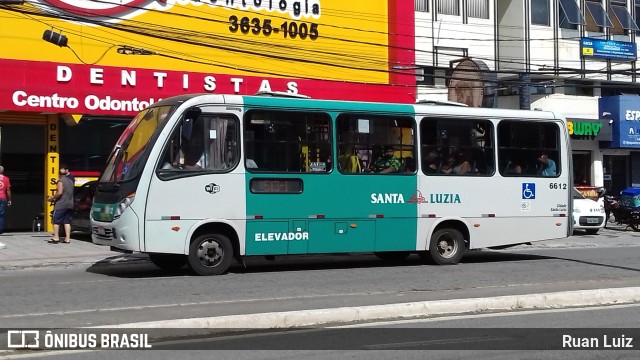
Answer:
[
  {"left": 0, "top": 165, "right": 12, "bottom": 235},
  {"left": 47, "top": 164, "right": 74, "bottom": 244}
]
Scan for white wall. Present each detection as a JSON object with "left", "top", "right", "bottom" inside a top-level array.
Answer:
[
  {"left": 496, "top": 0, "right": 525, "bottom": 71},
  {"left": 415, "top": 3, "right": 496, "bottom": 66}
]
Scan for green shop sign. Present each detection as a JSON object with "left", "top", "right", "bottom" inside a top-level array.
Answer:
[{"left": 568, "top": 121, "right": 602, "bottom": 138}]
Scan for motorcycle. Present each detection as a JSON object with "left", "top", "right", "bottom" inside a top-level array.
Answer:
[{"left": 603, "top": 193, "right": 640, "bottom": 231}]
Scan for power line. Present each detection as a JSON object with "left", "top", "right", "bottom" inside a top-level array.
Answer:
[{"left": 2, "top": 3, "right": 640, "bottom": 85}]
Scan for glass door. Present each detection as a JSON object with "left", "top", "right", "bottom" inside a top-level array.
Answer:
[{"left": 603, "top": 155, "right": 629, "bottom": 196}]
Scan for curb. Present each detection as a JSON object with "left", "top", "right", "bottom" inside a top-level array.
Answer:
[{"left": 96, "top": 287, "right": 640, "bottom": 330}]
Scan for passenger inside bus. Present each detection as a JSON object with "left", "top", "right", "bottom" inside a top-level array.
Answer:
[
  {"left": 537, "top": 151, "right": 557, "bottom": 176},
  {"left": 452, "top": 151, "right": 472, "bottom": 175},
  {"left": 368, "top": 146, "right": 401, "bottom": 173},
  {"left": 338, "top": 145, "right": 361, "bottom": 173},
  {"left": 509, "top": 163, "right": 524, "bottom": 174},
  {"left": 441, "top": 153, "right": 472, "bottom": 175},
  {"left": 440, "top": 156, "right": 454, "bottom": 174},
  {"left": 424, "top": 151, "right": 440, "bottom": 174},
  {"left": 403, "top": 157, "right": 416, "bottom": 173}
]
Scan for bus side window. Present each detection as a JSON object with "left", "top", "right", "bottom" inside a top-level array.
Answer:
[
  {"left": 244, "top": 110, "right": 331, "bottom": 173},
  {"left": 336, "top": 114, "right": 415, "bottom": 175},
  {"left": 202, "top": 116, "right": 239, "bottom": 171},
  {"left": 419, "top": 118, "right": 494, "bottom": 176},
  {"left": 497, "top": 121, "right": 560, "bottom": 177},
  {"left": 158, "top": 113, "right": 239, "bottom": 174}
]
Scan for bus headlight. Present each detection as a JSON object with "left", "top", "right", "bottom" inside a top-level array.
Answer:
[{"left": 114, "top": 193, "right": 135, "bottom": 219}]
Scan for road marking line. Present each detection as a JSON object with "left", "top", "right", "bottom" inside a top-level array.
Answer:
[{"left": 0, "top": 291, "right": 392, "bottom": 319}]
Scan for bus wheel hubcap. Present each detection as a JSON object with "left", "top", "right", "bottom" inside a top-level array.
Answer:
[
  {"left": 198, "top": 240, "right": 222, "bottom": 266},
  {"left": 437, "top": 236, "right": 457, "bottom": 258}
]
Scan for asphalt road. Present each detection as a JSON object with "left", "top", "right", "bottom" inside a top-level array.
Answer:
[
  {"left": 156, "top": 303, "right": 640, "bottom": 351},
  {"left": 1, "top": 243, "right": 640, "bottom": 328}
]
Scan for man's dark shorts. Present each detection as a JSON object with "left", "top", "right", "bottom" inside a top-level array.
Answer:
[{"left": 52, "top": 208, "right": 73, "bottom": 225}]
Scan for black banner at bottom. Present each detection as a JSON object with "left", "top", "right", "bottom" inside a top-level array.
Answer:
[{"left": 2, "top": 328, "right": 639, "bottom": 351}]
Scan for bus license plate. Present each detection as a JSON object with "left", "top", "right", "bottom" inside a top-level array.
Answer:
[
  {"left": 587, "top": 218, "right": 599, "bottom": 224},
  {"left": 97, "top": 226, "right": 106, "bottom": 235}
]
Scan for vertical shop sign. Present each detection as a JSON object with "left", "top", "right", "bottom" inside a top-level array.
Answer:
[{"left": 46, "top": 116, "right": 59, "bottom": 232}]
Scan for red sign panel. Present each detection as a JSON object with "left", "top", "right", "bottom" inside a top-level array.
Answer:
[{"left": 0, "top": 58, "right": 416, "bottom": 116}]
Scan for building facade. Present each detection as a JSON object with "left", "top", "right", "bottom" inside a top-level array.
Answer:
[
  {"left": 415, "top": 0, "right": 640, "bottom": 196},
  {"left": 0, "top": 0, "right": 415, "bottom": 231}
]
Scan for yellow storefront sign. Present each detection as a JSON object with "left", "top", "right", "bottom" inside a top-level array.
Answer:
[{"left": 1, "top": 1, "right": 391, "bottom": 84}]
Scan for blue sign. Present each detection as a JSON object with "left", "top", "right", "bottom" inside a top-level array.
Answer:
[
  {"left": 522, "top": 183, "right": 536, "bottom": 200},
  {"left": 600, "top": 96, "right": 640, "bottom": 149},
  {"left": 581, "top": 37, "right": 637, "bottom": 61}
]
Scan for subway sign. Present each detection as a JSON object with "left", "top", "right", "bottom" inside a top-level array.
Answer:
[{"left": 567, "top": 121, "right": 602, "bottom": 138}]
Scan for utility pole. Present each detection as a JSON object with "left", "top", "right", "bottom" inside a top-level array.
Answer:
[{"left": 519, "top": 72, "right": 531, "bottom": 110}]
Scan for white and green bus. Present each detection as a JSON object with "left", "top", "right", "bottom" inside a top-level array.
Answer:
[{"left": 91, "top": 93, "right": 572, "bottom": 275}]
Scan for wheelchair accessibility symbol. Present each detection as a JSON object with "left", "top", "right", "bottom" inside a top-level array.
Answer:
[{"left": 522, "top": 183, "right": 535, "bottom": 199}]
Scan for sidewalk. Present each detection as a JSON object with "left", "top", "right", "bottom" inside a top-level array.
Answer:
[
  {"left": 512, "top": 221, "right": 640, "bottom": 249},
  {"left": 0, "top": 231, "right": 132, "bottom": 270}
]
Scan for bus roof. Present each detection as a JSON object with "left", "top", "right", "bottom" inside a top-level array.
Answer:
[{"left": 148, "top": 94, "right": 563, "bottom": 121}]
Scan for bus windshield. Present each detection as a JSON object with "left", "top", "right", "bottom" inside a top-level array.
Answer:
[{"left": 99, "top": 105, "right": 175, "bottom": 183}]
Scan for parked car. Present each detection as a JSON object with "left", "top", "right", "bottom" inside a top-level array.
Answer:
[
  {"left": 572, "top": 187, "right": 605, "bottom": 234},
  {"left": 72, "top": 180, "right": 97, "bottom": 233}
]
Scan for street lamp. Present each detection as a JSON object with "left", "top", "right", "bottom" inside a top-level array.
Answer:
[{"left": 42, "top": 29, "right": 68, "bottom": 47}]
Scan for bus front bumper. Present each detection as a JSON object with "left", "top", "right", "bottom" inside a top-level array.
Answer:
[{"left": 91, "top": 208, "right": 141, "bottom": 252}]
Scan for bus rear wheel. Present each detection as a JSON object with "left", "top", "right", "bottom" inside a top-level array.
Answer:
[
  {"left": 148, "top": 253, "right": 187, "bottom": 270},
  {"left": 423, "top": 228, "right": 465, "bottom": 265},
  {"left": 188, "top": 234, "right": 233, "bottom": 276}
]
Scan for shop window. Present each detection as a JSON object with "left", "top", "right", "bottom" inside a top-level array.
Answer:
[
  {"left": 497, "top": 121, "right": 560, "bottom": 177},
  {"left": 603, "top": 155, "right": 629, "bottom": 196},
  {"left": 415, "top": 0, "right": 428, "bottom": 12},
  {"left": 437, "top": 0, "right": 460, "bottom": 16},
  {"left": 585, "top": 0, "right": 613, "bottom": 32},
  {"left": 60, "top": 117, "right": 130, "bottom": 175},
  {"left": 564, "top": 80, "right": 594, "bottom": 96},
  {"left": 467, "top": 0, "right": 489, "bottom": 19},
  {"left": 531, "top": 0, "right": 550, "bottom": 26},
  {"left": 609, "top": 1, "right": 639, "bottom": 35},
  {"left": 636, "top": 0, "right": 640, "bottom": 30},
  {"left": 420, "top": 119, "right": 494, "bottom": 176},
  {"left": 417, "top": 67, "right": 447, "bottom": 86},
  {"left": 573, "top": 152, "right": 592, "bottom": 186},
  {"left": 336, "top": 114, "right": 415, "bottom": 174},
  {"left": 558, "top": 0, "right": 586, "bottom": 29},
  {"left": 244, "top": 110, "right": 331, "bottom": 173}
]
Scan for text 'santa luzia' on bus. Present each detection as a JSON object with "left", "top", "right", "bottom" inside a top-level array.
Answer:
[{"left": 91, "top": 94, "right": 573, "bottom": 275}]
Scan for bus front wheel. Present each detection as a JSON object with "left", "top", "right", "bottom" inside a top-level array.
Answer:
[
  {"left": 188, "top": 234, "right": 233, "bottom": 276},
  {"left": 423, "top": 228, "right": 465, "bottom": 265}
]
